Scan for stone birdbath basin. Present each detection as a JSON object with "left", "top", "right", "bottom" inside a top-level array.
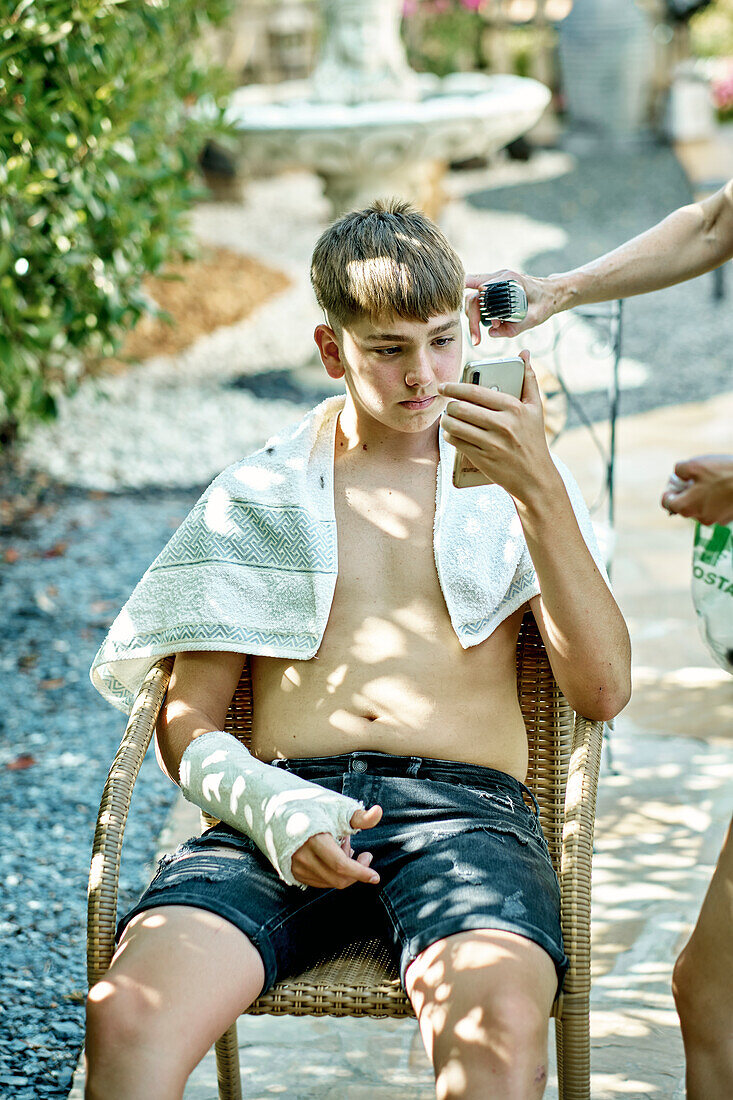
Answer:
[{"left": 225, "top": 0, "right": 551, "bottom": 213}]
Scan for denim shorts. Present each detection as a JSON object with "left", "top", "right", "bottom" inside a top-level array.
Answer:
[{"left": 118, "top": 751, "right": 568, "bottom": 995}]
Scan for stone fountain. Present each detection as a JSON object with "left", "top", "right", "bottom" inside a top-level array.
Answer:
[{"left": 225, "top": 0, "right": 550, "bottom": 214}]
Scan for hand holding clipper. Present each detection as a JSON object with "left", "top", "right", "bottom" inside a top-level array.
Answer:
[{"left": 464, "top": 269, "right": 558, "bottom": 344}]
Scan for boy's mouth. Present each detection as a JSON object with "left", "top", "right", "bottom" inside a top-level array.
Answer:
[{"left": 400, "top": 396, "right": 436, "bottom": 410}]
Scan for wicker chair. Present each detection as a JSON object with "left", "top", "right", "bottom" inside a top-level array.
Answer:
[{"left": 87, "top": 611, "right": 603, "bottom": 1100}]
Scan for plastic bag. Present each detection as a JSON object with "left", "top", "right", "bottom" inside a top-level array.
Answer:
[{"left": 691, "top": 522, "right": 733, "bottom": 674}]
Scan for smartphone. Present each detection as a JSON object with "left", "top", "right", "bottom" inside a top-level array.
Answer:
[{"left": 451, "top": 356, "right": 525, "bottom": 489}]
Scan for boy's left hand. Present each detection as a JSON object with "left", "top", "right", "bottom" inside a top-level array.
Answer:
[{"left": 439, "top": 349, "right": 557, "bottom": 505}]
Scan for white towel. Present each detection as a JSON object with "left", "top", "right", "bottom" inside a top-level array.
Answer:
[{"left": 91, "top": 395, "right": 607, "bottom": 713}]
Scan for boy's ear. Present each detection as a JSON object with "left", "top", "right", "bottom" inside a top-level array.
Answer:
[{"left": 314, "top": 324, "right": 345, "bottom": 380}]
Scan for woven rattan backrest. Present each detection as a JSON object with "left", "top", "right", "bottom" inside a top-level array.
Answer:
[
  {"left": 515, "top": 612, "right": 574, "bottom": 872},
  {"left": 222, "top": 610, "right": 573, "bottom": 876}
]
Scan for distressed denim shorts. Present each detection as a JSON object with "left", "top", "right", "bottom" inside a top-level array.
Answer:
[{"left": 117, "top": 751, "right": 568, "bottom": 995}]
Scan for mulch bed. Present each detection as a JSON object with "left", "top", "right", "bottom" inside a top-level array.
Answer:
[{"left": 99, "top": 245, "right": 290, "bottom": 369}]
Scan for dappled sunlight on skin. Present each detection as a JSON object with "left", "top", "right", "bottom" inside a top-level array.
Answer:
[
  {"left": 405, "top": 931, "right": 554, "bottom": 1098},
  {"left": 250, "top": 589, "right": 525, "bottom": 769},
  {"left": 87, "top": 980, "right": 116, "bottom": 1004},
  {"left": 392, "top": 602, "right": 444, "bottom": 638},
  {"left": 325, "top": 663, "right": 348, "bottom": 692},
  {"left": 437, "top": 1058, "right": 469, "bottom": 1100},
  {"left": 139, "top": 912, "right": 166, "bottom": 929},
  {"left": 328, "top": 707, "right": 377, "bottom": 737},
  {"left": 345, "top": 485, "right": 419, "bottom": 539},
  {"left": 279, "top": 666, "right": 301, "bottom": 693},
  {"left": 85, "top": 907, "right": 270, "bottom": 1100},
  {"left": 455, "top": 1005, "right": 492, "bottom": 1045},
  {"left": 351, "top": 616, "right": 406, "bottom": 663},
  {"left": 352, "top": 674, "right": 435, "bottom": 729},
  {"left": 94, "top": 910, "right": 219, "bottom": 1013},
  {"left": 94, "top": 970, "right": 166, "bottom": 1012}
]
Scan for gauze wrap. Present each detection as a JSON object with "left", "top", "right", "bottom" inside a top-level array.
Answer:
[{"left": 179, "top": 730, "right": 364, "bottom": 888}]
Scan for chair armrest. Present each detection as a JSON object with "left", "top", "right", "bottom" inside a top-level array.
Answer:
[
  {"left": 86, "top": 656, "right": 174, "bottom": 988},
  {"left": 557, "top": 714, "right": 604, "bottom": 1016}
]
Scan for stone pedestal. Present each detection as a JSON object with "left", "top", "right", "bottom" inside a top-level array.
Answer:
[{"left": 321, "top": 157, "right": 447, "bottom": 220}]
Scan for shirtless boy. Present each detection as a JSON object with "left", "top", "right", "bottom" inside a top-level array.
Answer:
[{"left": 85, "top": 199, "right": 631, "bottom": 1100}]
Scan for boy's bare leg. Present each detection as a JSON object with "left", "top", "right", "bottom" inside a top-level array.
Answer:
[
  {"left": 405, "top": 929, "right": 557, "bottom": 1100},
  {"left": 672, "top": 815, "right": 733, "bottom": 1100},
  {"left": 85, "top": 904, "right": 266, "bottom": 1100}
]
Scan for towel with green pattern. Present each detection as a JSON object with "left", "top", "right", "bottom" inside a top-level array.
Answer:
[{"left": 91, "top": 394, "right": 607, "bottom": 713}]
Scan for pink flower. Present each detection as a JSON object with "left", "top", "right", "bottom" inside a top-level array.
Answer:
[
  {"left": 460, "top": 0, "right": 483, "bottom": 9},
  {"left": 712, "top": 74, "right": 733, "bottom": 112}
]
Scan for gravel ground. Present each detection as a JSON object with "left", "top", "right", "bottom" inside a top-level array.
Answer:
[
  {"left": 1, "top": 139, "right": 732, "bottom": 1099},
  {"left": 0, "top": 484, "right": 206, "bottom": 1098}
]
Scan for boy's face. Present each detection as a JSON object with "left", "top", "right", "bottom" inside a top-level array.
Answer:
[{"left": 316, "top": 310, "right": 463, "bottom": 436}]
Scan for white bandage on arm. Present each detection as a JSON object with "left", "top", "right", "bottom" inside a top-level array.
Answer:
[{"left": 178, "top": 730, "right": 364, "bottom": 888}]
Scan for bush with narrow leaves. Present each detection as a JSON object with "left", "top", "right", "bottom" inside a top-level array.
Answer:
[{"left": 0, "top": 0, "right": 233, "bottom": 446}]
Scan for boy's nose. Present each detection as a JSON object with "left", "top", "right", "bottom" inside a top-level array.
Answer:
[{"left": 404, "top": 351, "right": 434, "bottom": 388}]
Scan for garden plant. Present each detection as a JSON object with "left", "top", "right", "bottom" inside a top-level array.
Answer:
[{"left": 0, "top": 0, "right": 232, "bottom": 447}]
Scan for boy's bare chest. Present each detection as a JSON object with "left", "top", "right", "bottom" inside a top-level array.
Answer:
[
  {"left": 330, "top": 461, "right": 446, "bottom": 630},
  {"left": 249, "top": 455, "right": 527, "bottom": 774}
]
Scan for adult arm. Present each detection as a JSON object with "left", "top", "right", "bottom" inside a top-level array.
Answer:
[
  {"left": 440, "top": 352, "right": 631, "bottom": 721},
  {"left": 156, "top": 650, "right": 381, "bottom": 888},
  {"left": 464, "top": 179, "right": 733, "bottom": 342},
  {"left": 661, "top": 454, "right": 733, "bottom": 527}
]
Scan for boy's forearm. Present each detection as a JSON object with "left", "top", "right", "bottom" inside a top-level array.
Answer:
[
  {"left": 548, "top": 182, "right": 733, "bottom": 312},
  {"left": 155, "top": 702, "right": 220, "bottom": 784},
  {"left": 516, "top": 480, "right": 631, "bottom": 721}
]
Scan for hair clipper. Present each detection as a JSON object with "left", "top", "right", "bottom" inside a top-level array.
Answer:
[{"left": 478, "top": 280, "right": 528, "bottom": 326}]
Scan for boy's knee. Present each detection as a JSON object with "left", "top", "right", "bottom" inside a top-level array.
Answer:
[
  {"left": 673, "top": 940, "right": 719, "bottom": 1047},
  {"left": 672, "top": 943, "right": 692, "bottom": 1016},
  {"left": 436, "top": 987, "right": 548, "bottom": 1064},
  {"left": 433, "top": 991, "right": 549, "bottom": 1099},
  {"left": 487, "top": 987, "right": 548, "bottom": 1050},
  {"left": 86, "top": 977, "right": 159, "bottom": 1055},
  {"left": 85, "top": 976, "right": 198, "bottom": 1099}
]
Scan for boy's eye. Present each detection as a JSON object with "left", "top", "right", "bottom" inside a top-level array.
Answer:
[
  {"left": 434, "top": 336, "right": 455, "bottom": 347},
  {"left": 374, "top": 346, "right": 401, "bottom": 357}
]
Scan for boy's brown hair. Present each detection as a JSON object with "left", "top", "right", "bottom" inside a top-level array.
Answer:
[{"left": 310, "top": 198, "right": 465, "bottom": 330}]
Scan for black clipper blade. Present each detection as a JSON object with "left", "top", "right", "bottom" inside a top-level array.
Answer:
[{"left": 478, "top": 280, "right": 528, "bottom": 325}]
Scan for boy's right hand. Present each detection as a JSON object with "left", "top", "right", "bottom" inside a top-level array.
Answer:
[
  {"left": 290, "top": 805, "right": 383, "bottom": 889},
  {"left": 464, "top": 269, "right": 557, "bottom": 344}
]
